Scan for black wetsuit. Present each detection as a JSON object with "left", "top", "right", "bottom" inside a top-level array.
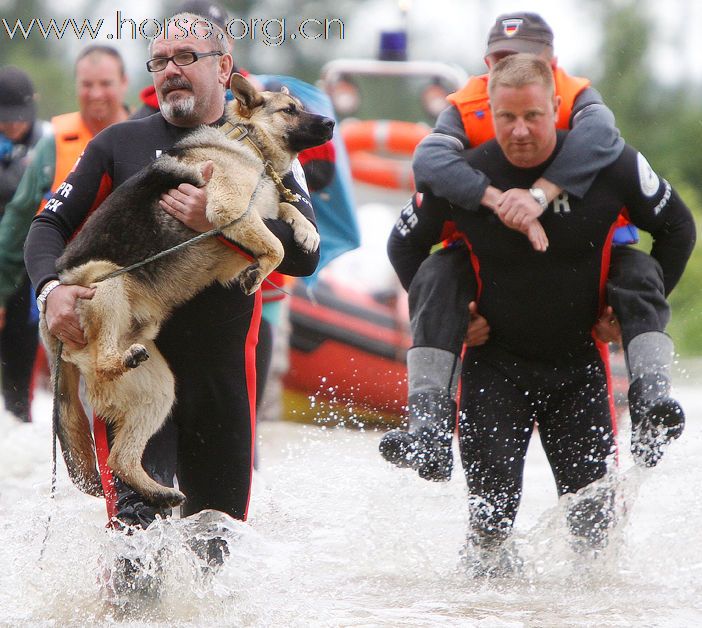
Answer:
[
  {"left": 388, "top": 133, "right": 695, "bottom": 537},
  {"left": 24, "top": 112, "right": 319, "bottom": 524},
  {"left": 413, "top": 94, "right": 674, "bottom": 352}
]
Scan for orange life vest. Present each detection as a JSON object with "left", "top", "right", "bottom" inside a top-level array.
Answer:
[
  {"left": 38, "top": 112, "right": 93, "bottom": 213},
  {"left": 446, "top": 67, "right": 591, "bottom": 146}
]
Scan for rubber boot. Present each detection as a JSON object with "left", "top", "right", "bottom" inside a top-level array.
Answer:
[
  {"left": 567, "top": 485, "right": 615, "bottom": 553},
  {"left": 461, "top": 528, "right": 521, "bottom": 578},
  {"left": 629, "top": 374, "right": 684, "bottom": 467},
  {"left": 379, "top": 391, "right": 456, "bottom": 481},
  {"left": 626, "top": 332, "right": 684, "bottom": 468}
]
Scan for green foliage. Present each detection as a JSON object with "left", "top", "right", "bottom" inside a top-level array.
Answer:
[
  {"left": 662, "top": 180, "right": 702, "bottom": 354},
  {"left": 0, "top": 0, "right": 78, "bottom": 118},
  {"left": 596, "top": 0, "right": 702, "bottom": 355}
]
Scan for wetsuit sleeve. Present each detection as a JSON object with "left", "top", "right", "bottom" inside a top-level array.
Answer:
[
  {"left": 412, "top": 105, "right": 489, "bottom": 211},
  {"left": 262, "top": 168, "right": 320, "bottom": 277},
  {"left": 387, "top": 192, "right": 450, "bottom": 291},
  {"left": 541, "top": 87, "right": 624, "bottom": 198},
  {"left": 617, "top": 146, "right": 696, "bottom": 294},
  {"left": 24, "top": 135, "right": 114, "bottom": 293}
]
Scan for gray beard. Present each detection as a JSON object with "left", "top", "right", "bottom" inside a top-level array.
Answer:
[{"left": 161, "top": 94, "right": 196, "bottom": 123}]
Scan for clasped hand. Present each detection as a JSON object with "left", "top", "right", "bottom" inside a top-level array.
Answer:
[
  {"left": 495, "top": 188, "right": 549, "bottom": 252},
  {"left": 158, "top": 161, "right": 214, "bottom": 232},
  {"left": 159, "top": 183, "right": 212, "bottom": 232}
]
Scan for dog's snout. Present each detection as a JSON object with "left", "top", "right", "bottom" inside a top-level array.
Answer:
[
  {"left": 320, "top": 117, "right": 334, "bottom": 141},
  {"left": 289, "top": 113, "right": 336, "bottom": 151}
]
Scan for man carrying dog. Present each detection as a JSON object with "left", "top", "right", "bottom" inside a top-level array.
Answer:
[{"left": 24, "top": 13, "right": 319, "bottom": 534}]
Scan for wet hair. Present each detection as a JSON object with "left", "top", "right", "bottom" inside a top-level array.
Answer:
[
  {"left": 75, "top": 45, "right": 126, "bottom": 78},
  {"left": 488, "top": 53, "right": 554, "bottom": 100}
]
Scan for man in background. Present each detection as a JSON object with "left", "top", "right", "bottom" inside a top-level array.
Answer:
[
  {"left": 0, "top": 49, "right": 129, "bottom": 420},
  {"left": 0, "top": 66, "right": 49, "bottom": 422}
]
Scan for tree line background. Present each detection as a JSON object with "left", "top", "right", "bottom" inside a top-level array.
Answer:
[{"left": 1, "top": 0, "right": 701, "bottom": 354}]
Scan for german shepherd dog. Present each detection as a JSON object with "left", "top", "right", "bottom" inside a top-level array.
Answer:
[{"left": 42, "top": 74, "right": 334, "bottom": 508}]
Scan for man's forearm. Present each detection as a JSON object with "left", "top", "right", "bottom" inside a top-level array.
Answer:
[
  {"left": 24, "top": 216, "right": 66, "bottom": 293},
  {"left": 542, "top": 88, "right": 624, "bottom": 197},
  {"left": 648, "top": 189, "right": 696, "bottom": 295},
  {"left": 413, "top": 105, "right": 489, "bottom": 211},
  {"left": 481, "top": 185, "right": 503, "bottom": 211},
  {"left": 267, "top": 170, "right": 320, "bottom": 277}
]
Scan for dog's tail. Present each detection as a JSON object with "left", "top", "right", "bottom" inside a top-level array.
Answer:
[{"left": 53, "top": 355, "right": 104, "bottom": 497}]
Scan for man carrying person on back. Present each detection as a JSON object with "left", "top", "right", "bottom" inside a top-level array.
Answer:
[
  {"left": 388, "top": 52, "right": 695, "bottom": 569},
  {"left": 381, "top": 12, "right": 685, "bottom": 481}
]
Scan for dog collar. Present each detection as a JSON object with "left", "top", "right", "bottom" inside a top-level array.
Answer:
[{"left": 218, "top": 121, "right": 300, "bottom": 204}]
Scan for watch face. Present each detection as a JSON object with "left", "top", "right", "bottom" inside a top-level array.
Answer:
[{"left": 530, "top": 188, "right": 547, "bottom": 208}]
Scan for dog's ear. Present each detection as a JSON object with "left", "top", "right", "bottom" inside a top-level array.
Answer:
[
  {"left": 229, "top": 73, "right": 264, "bottom": 117},
  {"left": 200, "top": 160, "right": 214, "bottom": 184}
]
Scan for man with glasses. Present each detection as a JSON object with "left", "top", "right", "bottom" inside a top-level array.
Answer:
[
  {"left": 24, "top": 12, "right": 319, "bottom": 542},
  {"left": 146, "top": 50, "right": 223, "bottom": 71}
]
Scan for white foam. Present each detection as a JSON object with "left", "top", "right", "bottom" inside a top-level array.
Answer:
[{"left": 1, "top": 384, "right": 701, "bottom": 625}]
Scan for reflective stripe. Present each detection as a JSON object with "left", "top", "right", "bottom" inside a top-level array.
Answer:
[
  {"left": 93, "top": 415, "right": 118, "bottom": 520},
  {"left": 242, "top": 288, "right": 262, "bottom": 522}
]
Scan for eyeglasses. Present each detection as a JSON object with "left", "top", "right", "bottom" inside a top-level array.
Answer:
[{"left": 146, "top": 51, "right": 223, "bottom": 73}]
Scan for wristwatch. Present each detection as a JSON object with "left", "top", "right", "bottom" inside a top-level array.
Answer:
[
  {"left": 36, "top": 280, "right": 60, "bottom": 314},
  {"left": 528, "top": 187, "right": 549, "bottom": 212}
]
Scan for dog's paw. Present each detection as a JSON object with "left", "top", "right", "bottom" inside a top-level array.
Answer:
[
  {"left": 76, "top": 473, "right": 105, "bottom": 498},
  {"left": 149, "top": 487, "right": 186, "bottom": 509},
  {"left": 239, "top": 263, "right": 263, "bottom": 295},
  {"left": 294, "top": 225, "right": 321, "bottom": 253},
  {"left": 123, "top": 344, "right": 150, "bottom": 369}
]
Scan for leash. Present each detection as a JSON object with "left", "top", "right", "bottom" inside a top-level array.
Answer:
[
  {"left": 93, "top": 122, "right": 299, "bottom": 295},
  {"left": 91, "top": 173, "right": 291, "bottom": 296},
  {"left": 38, "top": 339, "right": 63, "bottom": 565}
]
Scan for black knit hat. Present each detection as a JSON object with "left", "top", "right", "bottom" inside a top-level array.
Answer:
[
  {"left": 176, "top": 0, "right": 229, "bottom": 30},
  {"left": 0, "top": 66, "right": 36, "bottom": 122},
  {"left": 485, "top": 12, "right": 554, "bottom": 56}
]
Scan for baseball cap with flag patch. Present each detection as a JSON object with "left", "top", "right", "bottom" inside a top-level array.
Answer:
[{"left": 485, "top": 12, "right": 554, "bottom": 57}]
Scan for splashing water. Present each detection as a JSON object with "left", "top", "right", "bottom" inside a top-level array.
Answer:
[{"left": 1, "top": 384, "right": 701, "bottom": 626}]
